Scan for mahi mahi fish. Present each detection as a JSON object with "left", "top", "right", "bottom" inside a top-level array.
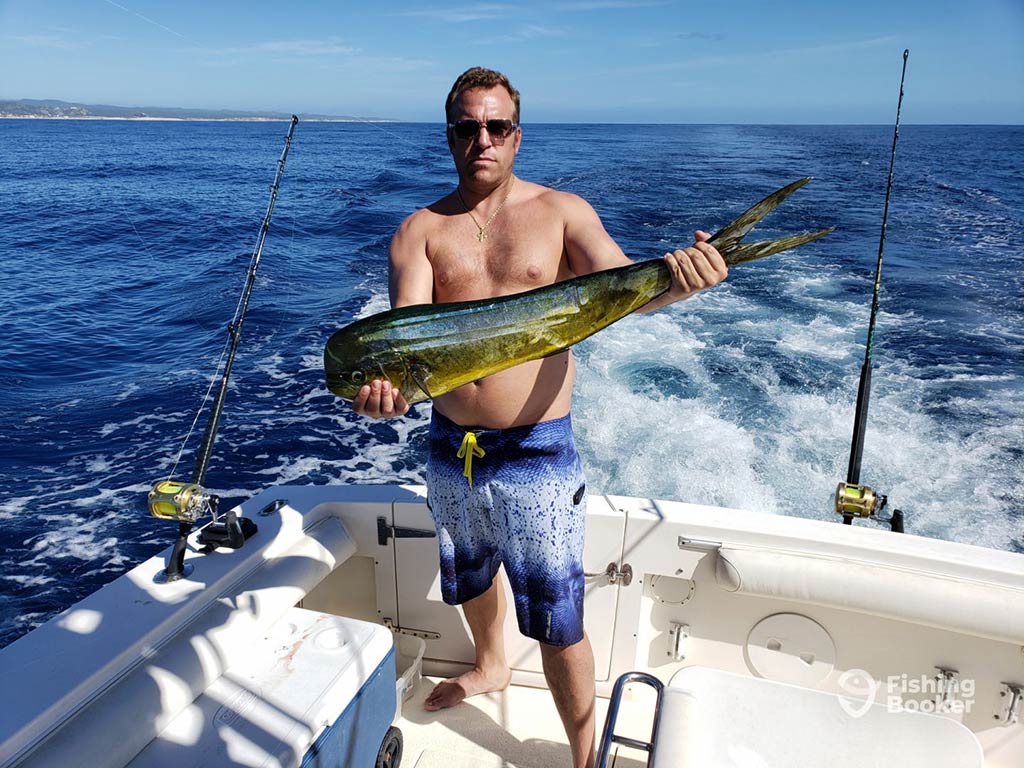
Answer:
[{"left": 325, "top": 177, "right": 832, "bottom": 404}]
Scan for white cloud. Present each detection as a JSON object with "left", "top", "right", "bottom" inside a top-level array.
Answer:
[
  {"left": 202, "top": 37, "right": 359, "bottom": 61},
  {"left": 586, "top": 35, "right": 899, "bottom": 78},
  {"left": 9, "top": 33, "right": 80, "bottom": 50},
  {"left": 555, "top": 0, "right": 670, "bottom": 10},
  {"left": 678, "top": 31, "right": 726, "bottom": 42},
  {"left": 390, "top": 4, "right": 516, "bottom": 23},
  {"left": 474, "top": 23, "right": 570, "bottom": 45},
  {"left": 250, "top": 39, "right": 356, "bottom": 56}
]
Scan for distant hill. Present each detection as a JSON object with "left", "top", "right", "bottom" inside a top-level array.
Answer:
[{"left": 0, "top": 99, "right": 393, "bottom": 121}]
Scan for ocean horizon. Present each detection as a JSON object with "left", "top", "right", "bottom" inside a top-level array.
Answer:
[{"left": 3, "top": 116, "right": 1023, "bottom": 126}]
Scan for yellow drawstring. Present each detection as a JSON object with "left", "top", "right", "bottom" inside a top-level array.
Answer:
[{"left": 456, "top": 432, "right": 485, "bottom": 488}]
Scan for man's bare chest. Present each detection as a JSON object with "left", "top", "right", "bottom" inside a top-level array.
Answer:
[{"left": 426, "top": 211, "right": 568, "bottom": 301}]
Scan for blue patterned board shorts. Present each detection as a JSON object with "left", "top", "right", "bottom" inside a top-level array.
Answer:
[{"left": 425, "top": 409, "right": 588, "bottom": 647}]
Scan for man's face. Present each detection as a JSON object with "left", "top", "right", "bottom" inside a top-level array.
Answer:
[{"left": 447, "top": 86, "right": 521, "bottom": 186}]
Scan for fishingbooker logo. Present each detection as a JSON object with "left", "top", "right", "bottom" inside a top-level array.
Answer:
[
  {"left": 837, "top": 668, "right": 976, "bottom": 718},
  {"left": 837, "top": 668, "right": 879, "bottom": 718}
]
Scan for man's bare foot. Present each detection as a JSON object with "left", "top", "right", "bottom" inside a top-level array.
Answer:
[{"left": 424, "top": 665, "right": 512, "bottom": 711}]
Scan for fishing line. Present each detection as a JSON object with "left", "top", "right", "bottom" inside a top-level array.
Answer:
[
  {"left": 267, "top": 215, "right": 325, "bottom": 242},
  {"left": 100, "top": 0, "right": 201, "bottom": 46},
  {"left": 164, "top": 341, "right": 230, "bottom": 482},
  {"left": 859, "top": 50, "right": 909, "bottom": 387},
  {"left": 149, "top": 116, "right": 299, "bottom": 582},
  {"left": 112, "top": 186, "right": 220, "bottom": 334},
  {"left": 346, "top": 116, "right": 433, "bottom": 153},
  {"left": 165, "top": 239, "right": 269, "bottom": 480},
  {"left": 113, "top": 197, "right": 151, "bottom": 256},
  {"left": 836, "top": 49, "right": 909, "bottom": 529}
]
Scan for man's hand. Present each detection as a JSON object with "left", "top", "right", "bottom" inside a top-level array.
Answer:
[
  {"left": 352, "top": 379, "right": 411, "bottom": 419},
  {"left": 663, "top": 230, "right": 728, "bottom": 301}
]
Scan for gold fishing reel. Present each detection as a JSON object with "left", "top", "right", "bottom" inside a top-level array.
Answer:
[
  {"left": 834, "top": 482, "right": 904, "bottom": 533},
  {"left": 834, "top": 482, "right": 879, "bottom": 518},
  {"left": 148, "top": 480, "right": 212, "bottom": 523}
]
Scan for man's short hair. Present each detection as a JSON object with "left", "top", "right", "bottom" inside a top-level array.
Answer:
[{"left": 445, "top": 67, "right": 521, "bottom": 124}]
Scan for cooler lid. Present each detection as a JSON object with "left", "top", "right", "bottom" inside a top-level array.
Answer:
[{"left": 130, "top": 608, "right": 393, "bottom": 768}]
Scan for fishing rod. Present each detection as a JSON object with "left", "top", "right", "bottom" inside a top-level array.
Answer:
[
  {"left": 148, "top": 115, "right": 299, "bottom": 581},
  {"left": 834, "top": 51, "right": 908, "bottom": 533}
]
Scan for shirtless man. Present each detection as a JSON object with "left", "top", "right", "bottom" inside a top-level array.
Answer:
[{"left": 353, "top": 67, "right": 726, "bottom": 768}]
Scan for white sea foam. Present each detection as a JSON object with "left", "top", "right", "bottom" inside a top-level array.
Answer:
[
  {"left": 84, "top": 456, "right": 112, "bottom": 474},
  {"left": 2, "top": 573, "right": 57, "bottom": 587},
  {"left": 99, "top": 411, "right": 181, "bottom": 438},
  {"left": 0, "top": 496, "right": 34, "bottom": 521},
  {"left": 572, "top": 276, "right": 1023, "bottom": 551},
  {"left": 12, "top": 613, "right": 50, "bottom": 633},
  {"left": 775, "top": 316, "right": 859, "bottom": 360},
  {"left": 252, "top": 351, "right": 291, "bottom": 383},
  {"left": 20, "top": 510, "right": 128, "bottom": 572},
  {"left": 114, "top": 382, "right": 140, "bottom": 402},
  {"left": 576, "top": 312, "right": 771, "bottom": 509},
  {"left": 355, "top": 292, "right": 390, "bottom": 319}
]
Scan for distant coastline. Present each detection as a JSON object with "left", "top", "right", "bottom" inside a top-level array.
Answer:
[
  {"left": 0, "top": 98, "right": 394, "bottom": 122},
  {"left": 1, "top": 116, "right": 394, "bottom": 122}
]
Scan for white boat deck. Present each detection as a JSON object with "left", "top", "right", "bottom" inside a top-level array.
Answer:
[{"left": 397, "top": 676, "right": 650, "bottom": 768}]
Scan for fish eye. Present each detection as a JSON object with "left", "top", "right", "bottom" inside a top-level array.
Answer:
[{"left": 350, "top": 371, "right": 365, "bottom": 384}]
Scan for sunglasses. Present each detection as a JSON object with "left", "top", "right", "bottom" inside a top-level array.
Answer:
[{"left": 447, "top": 118, "right": 519, "bottom": 144}]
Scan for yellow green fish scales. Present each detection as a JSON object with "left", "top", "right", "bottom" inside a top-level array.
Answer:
[{"left": 325, "top": 178, "right": 833, "bottom": 404}]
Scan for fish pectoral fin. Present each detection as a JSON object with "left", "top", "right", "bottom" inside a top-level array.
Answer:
[{"left": 409, "top": 365, "right": 434, "bottom": 401}]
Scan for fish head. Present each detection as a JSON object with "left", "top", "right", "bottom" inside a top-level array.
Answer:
[{"left": 324, "top": 330, "right": 409, "bottom": 401}]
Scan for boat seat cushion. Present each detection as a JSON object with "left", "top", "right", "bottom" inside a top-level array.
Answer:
[
  {"left": 715, "top": 546, "right": 1024, "bottom": 644},
  {"left": 651, "top": 666, "right": 983, "bottom": 768}
]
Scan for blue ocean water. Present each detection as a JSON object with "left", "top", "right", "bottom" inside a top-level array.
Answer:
[{"left": 1, "top": 120, "right": 1022, "bottom": 648}]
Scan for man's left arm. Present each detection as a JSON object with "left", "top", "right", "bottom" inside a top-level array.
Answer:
[{"left": 561, "top": 193, "right": 728, "bottom": 311}]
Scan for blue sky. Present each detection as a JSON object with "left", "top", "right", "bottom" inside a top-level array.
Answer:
[{"left": 2, "top": 0, "right": 1022, "bottom": 123}]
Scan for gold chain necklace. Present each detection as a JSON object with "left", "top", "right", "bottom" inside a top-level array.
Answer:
[{"left": 457, "top": 177, "right": 516, "bottom": 242}]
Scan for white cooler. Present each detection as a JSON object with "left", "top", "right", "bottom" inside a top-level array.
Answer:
[{"left": 130, "top": 608, "right": 398, "bottom": 768}]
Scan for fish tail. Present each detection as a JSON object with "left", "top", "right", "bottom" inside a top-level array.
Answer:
[
  {"left": 723, "top": 228, "right": 835, "bottom": 266},
  {"left": 707, "top": 177, "right": 831, "bottom": 266}
]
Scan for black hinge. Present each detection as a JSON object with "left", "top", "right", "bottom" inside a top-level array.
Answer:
[{"left": 377, "top": 515, "right": 437, "bottom": 546}]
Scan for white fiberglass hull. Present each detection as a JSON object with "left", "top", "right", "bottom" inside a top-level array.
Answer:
[{"left": 1, "top": 485, "right": 1021, "bottom": 767}]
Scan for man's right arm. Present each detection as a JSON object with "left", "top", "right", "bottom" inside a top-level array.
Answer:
[
  {"left": 388, "top": 213, "right": 434, "bottom": 308},
  {"left": 561, "top": 191, "right": 726, "bottom": 312},
  {"left": 352, "top": 213, "right": 433, "bottom": 419}
]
